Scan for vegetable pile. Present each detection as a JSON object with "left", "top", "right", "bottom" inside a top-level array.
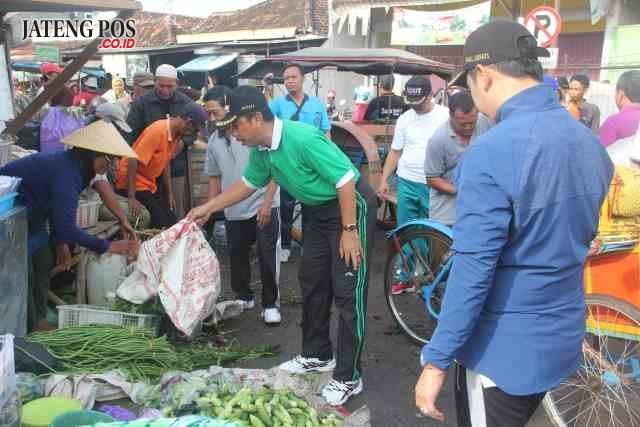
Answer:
[
  {"left": 196, "top": 387, "right": 340, "bottom": 427},
  {"left": 112, "top": 296, "right": 163, "bottom": 315},
  {"left": 28, "top": 325, "right": 275, "bottom": 382}
]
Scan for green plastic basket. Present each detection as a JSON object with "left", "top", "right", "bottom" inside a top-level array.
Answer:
[{"left": 51, "top": 410, "right": 115, "bottom": 427}]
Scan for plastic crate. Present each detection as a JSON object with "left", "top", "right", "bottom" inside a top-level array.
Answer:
[
  {"left": 0, "top": 138, "right": 13, "bottom": 168},
  {"left": 57, "top": 305, "right": 160, "bottom": 333},
  {"left": 0, "top": 192, "right": 17, "bottom": 216},
  {"left": 76, "top": 199, "right": 102, "bottom": 229},
  {"left": 0, "top": 335, "right": 16, "bottom": 409}
]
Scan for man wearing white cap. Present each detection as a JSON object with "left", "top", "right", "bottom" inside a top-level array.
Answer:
[{"left": 126, "top": 64, "right": 193, "bottom": 218}]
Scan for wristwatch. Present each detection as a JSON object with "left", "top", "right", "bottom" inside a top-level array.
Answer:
[{"left": 342, "top": 224, "right": 357, "bottom": 232}]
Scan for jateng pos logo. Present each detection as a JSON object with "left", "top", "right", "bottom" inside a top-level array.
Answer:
[{"left": 21, "top": 18, "right": 137, "bottom": 49}]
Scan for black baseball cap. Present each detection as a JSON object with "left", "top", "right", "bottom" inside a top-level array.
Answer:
[
  {"left": 404, "top": 76, "right": 432, "bottom": 105},
  {"left": 451, "top": 20, "right": 550, "bottom": 87},
  {"left": 220, "top": 85, "right": 270, "bottom": 127}
]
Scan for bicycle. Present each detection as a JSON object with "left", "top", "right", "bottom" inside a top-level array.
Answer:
[
  {"left": 543, "top": 293, "right": 640, "bottom": 426},
  {"left": 384, "top": 215, "right": 640, "bottom": 426},
  {"left": 383, "top": 218, "right": 454, "bottom": 345}
]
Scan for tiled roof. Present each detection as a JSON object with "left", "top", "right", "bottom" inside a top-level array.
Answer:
[
  {"left": 190, "top": 0, "right": 328, "bottom": 36},
  {"left": 132, "top": 11, "right": 206, "bottom": 47}
]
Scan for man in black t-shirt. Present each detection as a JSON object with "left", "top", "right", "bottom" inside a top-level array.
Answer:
[{"left": 364, "top": 74, "right": 407, "bottom": 122}]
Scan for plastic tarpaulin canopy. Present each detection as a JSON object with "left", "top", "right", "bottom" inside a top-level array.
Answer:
[
  {"left": 11, "top": 61, "right": 106, "bottom": 78},
  {"left": 235, "top": 47, "right": 455, "bottom": 81},
  {"left": 177, "top": 54, "right": 239, "bottom": 73}
]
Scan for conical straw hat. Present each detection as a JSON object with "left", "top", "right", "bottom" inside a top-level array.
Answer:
[{"left": 63, "top": 120, "right": 137, "bottom": 158}]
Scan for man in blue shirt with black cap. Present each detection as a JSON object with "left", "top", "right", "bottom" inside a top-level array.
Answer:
[{"left": 415, "top": 20, "right": 613, "bottom": 426}]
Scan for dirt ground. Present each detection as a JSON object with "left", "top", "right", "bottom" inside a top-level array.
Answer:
[{"left": 213, "top": 227, "right": 553, "bottom": 427}]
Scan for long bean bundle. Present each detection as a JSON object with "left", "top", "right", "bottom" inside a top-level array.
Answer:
[
  {"left": 28, "top": 326, "right": 276, "bottom": 382},
  {"left": 176, "top": 342, "right": 275, "bottom": 372},
  {"left": 29, "top": 325, "right": 178, "bottom": 381}
]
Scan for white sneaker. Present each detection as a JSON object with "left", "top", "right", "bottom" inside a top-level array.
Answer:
[
  {"left": 239, "top": 298, "right": 255, "bottom": 311},
  {"left": 278, "top": 355, "right": 336, "bottom": 374},
  {"left": 280, "top": 249, "right": 291, "bottom": 263},
  {"left": 262, "top": 307, "right": 282, "bottom": 324},
  {"left": 321, "top": 378, "right": 363, "bottom": 406}
]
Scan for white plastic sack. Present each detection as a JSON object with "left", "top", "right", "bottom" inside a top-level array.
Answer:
[
  {"left": 607, "top": 129, "right": 640, "bottom": 167},
  {"left": 117, "top": 220, "right": 221, "bottom": 336},
  {"left": 86, "top": 253, "right": 129, "bottom": 307}
]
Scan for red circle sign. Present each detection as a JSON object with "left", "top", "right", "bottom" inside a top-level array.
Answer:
[{"left": 524, "top": 6, "right": 562, "bottom": 48}]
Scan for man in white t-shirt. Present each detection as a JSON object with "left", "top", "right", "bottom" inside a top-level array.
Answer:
[{"left": 379, "top": 76, "right": 449, "bottom": 294}]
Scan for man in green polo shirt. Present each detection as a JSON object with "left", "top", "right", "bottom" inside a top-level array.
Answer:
[{"left": 188, "top": 85, "right": 376, "bottom": 406}]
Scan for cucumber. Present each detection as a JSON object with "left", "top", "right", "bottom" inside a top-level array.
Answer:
[
  {"left": 256, "top": 401, "right": 271, "bottom": 426},
  {"left": 288, "top": 408, "right": 305, "bottom": 416},
  {"left": 249, "top": 414, "right": 267, "bottom": 427},
  {"left": 241, "top": 403, "right": 256, "bottom": 412},
  {"left": 276, "top": 405, "right": 294, "bottom": 424}
]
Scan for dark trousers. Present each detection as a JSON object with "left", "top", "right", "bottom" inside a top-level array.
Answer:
[
  {"left": 226, "top": 208, "right": 280, "bottom": 308},
  {"left": 118, "top": 190, "right": 177, "bottom": 229},
  {"left": 455, "top": 365, "right": 546, "bottom": 427},
  {"left": 298, "top": 179, "right": 376, "bottom": 382},
  {"left": 280, "top": 189, "right": 296, "bottom": 249},
  {"left": 27, "top": 245, "right": 53, "bottom": 331}
]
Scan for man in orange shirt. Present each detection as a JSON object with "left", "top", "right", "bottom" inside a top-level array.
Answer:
[{"left": 115, "top": 102, "right": 207, "bottom": 228}]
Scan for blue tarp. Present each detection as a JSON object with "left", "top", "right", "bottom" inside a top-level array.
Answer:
[
  {"left": 11, "top": 60, "right": 106, "bottom": 78},
  {"left": 177, "top": 54, "right": 239, "bottom": 73}
]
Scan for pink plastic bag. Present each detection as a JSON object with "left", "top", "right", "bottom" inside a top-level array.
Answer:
[{"left": 117, "top": 220, "right": 221, "bottom": 336}]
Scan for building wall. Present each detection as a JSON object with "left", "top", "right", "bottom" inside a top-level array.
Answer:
[
  {"left": 102, "top": 54, "right": 128, "bottom": 79},
  {"left": 314, "top": 20, "right": 367, "bottom": 108},
  {"left": 556, "top": 32, "right": 605, "bottom": 80}
]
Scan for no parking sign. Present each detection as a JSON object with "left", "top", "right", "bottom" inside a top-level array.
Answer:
[{"left": 524, "top": 6, "right": 562, "bottom": 48}]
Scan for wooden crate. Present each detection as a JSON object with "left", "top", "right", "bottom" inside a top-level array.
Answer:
[{"left": 188, "top": 146, "right": 209, "bottom": 210}]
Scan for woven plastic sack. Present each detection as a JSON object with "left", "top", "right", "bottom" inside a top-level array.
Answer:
[
  {"left": 16, "top": 373, "right": 44, "bottom": 404},
  {"left": 609, "top": 165, "right": 640, "bottom": 217},
  {"left": 117, "top": 220, "right": 221, "bottom": 336},
  {"left": 0, "top": 335, "right": 16, "bottom": 408}
]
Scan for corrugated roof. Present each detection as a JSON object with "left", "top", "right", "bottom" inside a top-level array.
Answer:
[{"left": 177, "top": 27, "right": 299, "bottom": 44}]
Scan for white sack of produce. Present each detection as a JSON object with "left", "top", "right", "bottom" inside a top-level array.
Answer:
[
  {"left": 117, "top": 220, "right": 221, "bottom": 335},
  {"left": 87, "top": 253, "right": 130, "bottom": 307}
]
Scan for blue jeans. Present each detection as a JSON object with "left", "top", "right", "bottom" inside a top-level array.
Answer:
[{"left": 396, "top": 176, "right": 430, "bottom": 283}]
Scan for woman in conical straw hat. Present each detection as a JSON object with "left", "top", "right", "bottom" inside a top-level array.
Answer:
[{"left": 0, "top": 121, "right": 139, "bottom": 331}]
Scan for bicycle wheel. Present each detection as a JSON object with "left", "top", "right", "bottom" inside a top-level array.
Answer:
[
  {"left": 384, "top": 225, "right": 453, "bottom": 345},
  {"left": 544, "top": 294, "right": 640, "bottom": 427}
]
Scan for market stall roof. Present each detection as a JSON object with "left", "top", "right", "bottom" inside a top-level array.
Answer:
[
  {"left": 177, "top": 53, "right": 239, "bottom": 73},
  {"left": 11, "top": 60, "right": 106, "bottom": 78},
  {"left": 235, "top": 47, "right": 455, "bottom": 80},
  {"left": 0, "top": 0, "right": 140, "bottom": 12}
]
